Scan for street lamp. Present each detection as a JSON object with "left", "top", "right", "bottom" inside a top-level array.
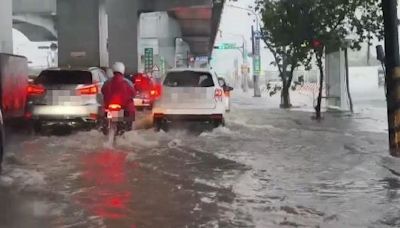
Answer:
[
  {"left": 226, "top": 4, "right": 262, "bottom": 31},
  {"left": 218, "top": 31, "right": 250, "bottom": 92},
  {"left": 226, "top": 4, "right": 262, "bottom": 97}
]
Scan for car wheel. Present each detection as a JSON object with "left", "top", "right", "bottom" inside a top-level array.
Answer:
[
  {"left": 154, "top": 119, "right": 161, "bottom": 132},
  {"left": 33, "top": 121, "right": 42, "bottom": 134},
  {"left": 154, "top": 119, "right": 169, "bottom": 132},
  {"left": 213, "top": 118, "right": 225, "bottom": 128}
]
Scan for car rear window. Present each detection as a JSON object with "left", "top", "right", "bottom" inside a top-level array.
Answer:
[
  {"left": 35, "top": 70, "right": 93, "bottom": 85},
  {"left": 164, "top": 71, "right": 214, "bottom": 87}
]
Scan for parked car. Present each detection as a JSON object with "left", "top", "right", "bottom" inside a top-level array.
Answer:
[
  {"left": 153, "top": 68, "right": 226, "bottom": 131},
  {"left": 26, "top": 67, "right": 108, "bottom": 132},
  {"left": 217, "top": 77, "right": 234, "bottom": 112}
]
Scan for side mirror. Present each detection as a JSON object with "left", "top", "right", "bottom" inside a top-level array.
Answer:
[
  {"left": 376, "top": 45, "right": 385, "bottom": 63},
  {"left": 223, "top": 85, "right": 233, "bottom": 91}
]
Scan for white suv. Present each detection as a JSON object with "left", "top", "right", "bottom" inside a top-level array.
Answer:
[{"left": 153, "top": 68, "right": 226, "bottom": 131}]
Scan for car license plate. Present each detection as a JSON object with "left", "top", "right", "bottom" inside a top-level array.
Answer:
[{"left": 106, "top": 110, "right": 123, "bottom": 119}]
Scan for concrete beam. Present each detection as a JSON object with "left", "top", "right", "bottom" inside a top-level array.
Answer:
[
  {"left": 0, "top": 0, "right": 13, "bottom": 53},
  {"left": 209, "top": 0, "right": 224, "bottom": 56},
  {"left": 13, "top": 0, "right": 56, "bottom": 15},
  {"left": 107, "top": 0, "right": 140, "bottom": 73},
  {"left": 179, "top": 20, "right": 212, "bottom": 37},
  {"left": 57, "top": 0, "right": 108, "bottom": 67},
  {"left": 169, "top": 0, "right": 224, "bottom": 56},
  {"left": 141, "top": 0, "right": 212, "bottom": 12}
]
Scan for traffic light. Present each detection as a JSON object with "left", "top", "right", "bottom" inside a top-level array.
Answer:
[{"left": 311, "top": 39, "right": 323, "bottom": 49}]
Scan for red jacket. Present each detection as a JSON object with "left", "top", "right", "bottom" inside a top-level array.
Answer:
[{"left": 102, "top": 73, "right": 135, "bottom": 111}]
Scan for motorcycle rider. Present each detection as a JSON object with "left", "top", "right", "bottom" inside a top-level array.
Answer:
[{"left": 101, "top": 62, "right": 136, "bottom": 131}]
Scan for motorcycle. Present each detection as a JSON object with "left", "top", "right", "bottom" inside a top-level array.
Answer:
[{"left": 102, "top": 103, "right": 132, "bottom": 141}]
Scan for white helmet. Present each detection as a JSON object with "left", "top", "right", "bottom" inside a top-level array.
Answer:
[{"left": 112, "top": 62, "right": 125, "bottom": 75}]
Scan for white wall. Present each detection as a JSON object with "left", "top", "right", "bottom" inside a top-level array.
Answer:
[
  {"left": 139, "top": 12, "right": 183, "bottom": 71},
  {"left": 349, "top": 66, "right": 385, "bottom": 101}
]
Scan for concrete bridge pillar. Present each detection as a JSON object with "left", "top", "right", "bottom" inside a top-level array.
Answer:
[
  {"left": 107, "top": 0, "right": 140, "bottom": 73},
  {"left": 0, "top": 0, "right": 13, "bottom": 53},
  {"left": 57, "top": 0, "right": 108, "bottom": 67}
]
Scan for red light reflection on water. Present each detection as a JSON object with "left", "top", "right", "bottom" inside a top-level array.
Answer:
[
  {"left": 75, "top": 150, "right": 137, "bottom": 220},
  {"left": 81, "top": 150, "right": 127, "bottom": 185},
  {"left": 86, "top": 189, "right": 132, "bottom": 220}
]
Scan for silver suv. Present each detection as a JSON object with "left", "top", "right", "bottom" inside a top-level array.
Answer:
[{"left": 27, "top": 67, "right": 108, "bottom": 132}]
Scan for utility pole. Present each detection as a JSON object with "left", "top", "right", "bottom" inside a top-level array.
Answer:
[
  {"left": 234, "top": 58, "right": 239, "bottom": 88},
  {"left": 242, "top": 41, "right": 249, "bottom": 92},
  {"left": 251, "top": 25, "right": 262, "bottom": 97},
  {"left": 382, "top": 0, "right": 400, "bottom": 156},
  {"left": 226, "top": 4, "right": 262, "bottom": 96}
]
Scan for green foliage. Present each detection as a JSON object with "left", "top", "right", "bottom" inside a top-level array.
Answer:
[
  {"left": 257, "top": 0, "right": 313, "bottom": 73},
  {"left": 256, "top": 0, "right": 314, "bottom": 107},
  {"left": 256, "top": 0, "right": 383, "bottom": 61},
  {"left": 256, "top": 0, "right": 383, "bottom": 110}
]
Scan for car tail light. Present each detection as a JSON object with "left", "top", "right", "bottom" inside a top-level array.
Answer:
[
  {"left": 27, "top": 84, "right": 46, "bottom": 96},
  {"left": 89, "top": 113, "right": 98, "bottom": 120},
  {"left": 134, "top": 78, "right": 144, "bottom": 89},
  {"left": 215, "top": 88, "right": 223, "bottom": 101},
  {"left": 108, "top": 104, "right": 122, "bottom": 111},
  {"left": 150, "top": 89, "right": 159, "bottom": 97},
  {"left": 77, "top": 84, "right": 98, "bottom": 95},
  {"left": 24, "top": 112, "right": 32, "bottom": 120},
  {"left": 154, "top": 113, "right": 164, "bottom": 119}
]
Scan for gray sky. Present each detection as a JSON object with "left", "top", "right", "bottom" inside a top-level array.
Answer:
[
  {"left": 212, "top": 0, "right": 276, "bottom": 76},
  {"left": 212, "top": 1, "right": 391, "bottom": 76}
]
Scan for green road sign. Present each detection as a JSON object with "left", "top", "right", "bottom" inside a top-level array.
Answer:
[
  {"left": 214, "top": 43, "right": 239, "bottom": 50},
  {"left": 144, "top": 48, "right": 153, "bottom": 73},
  {"left": 253, "top": 56, "right": 261, "bottom": 74}
]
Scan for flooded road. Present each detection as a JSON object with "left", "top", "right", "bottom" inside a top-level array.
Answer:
[{"left": 0, "top": 95, "right": 399, "bottom": 227}]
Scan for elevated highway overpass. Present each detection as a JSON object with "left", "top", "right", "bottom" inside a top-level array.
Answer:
[{"left": 2, "top": 0, "right": 224, "bottom": 72}]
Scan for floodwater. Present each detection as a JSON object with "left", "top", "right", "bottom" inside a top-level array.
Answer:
[{"left": 0, "top": 92, "right": 398, "bottom": 228}]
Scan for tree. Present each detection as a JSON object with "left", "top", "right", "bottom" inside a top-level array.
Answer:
[
  {"left": 306, "top": 0, "right": 383, "bottom": 119},
  {"left": 257, "top": 0, "right": 383, "bottom": 113},
  {"left": 256, "top": 0, "right": 313, "bottom": 108}
]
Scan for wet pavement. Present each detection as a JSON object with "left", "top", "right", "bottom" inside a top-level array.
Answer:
[{"left": 0, "top": 93, "right": 399, "bottom": 228}]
